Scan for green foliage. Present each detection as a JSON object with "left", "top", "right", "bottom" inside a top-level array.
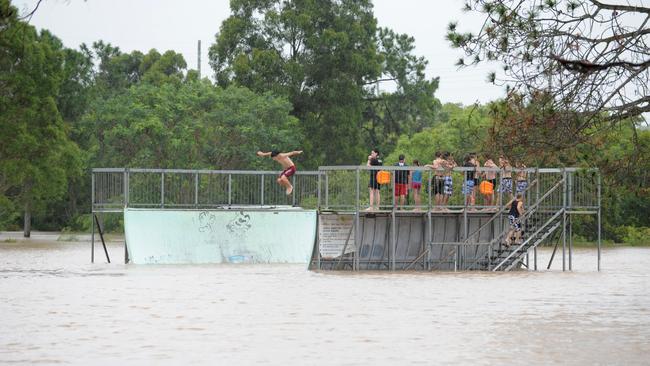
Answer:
[
  {"left": 82, "top": 81, "right": 300, "bottom": 170},
  {"left": 384, "top": 103, "right": 492, "bottom": 164},
  {"left": 612, "top": 226, "right": 650, "bottom": 246},
  {"left": 210, "top": 0, "right": 440, "bottom": 167},
  {"left": 0, "top": 1, "right": 83, "bottom": 229}
]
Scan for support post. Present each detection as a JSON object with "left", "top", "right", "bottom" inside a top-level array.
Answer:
[
  {"left": 325, "top": 173, "right": 329, "bottom": 209},
  {"left": 463, "top": 171, "right": 468, "bottom": 270},
  {"left": 426, "top": 172, "right": 432, "bottom": 270},
  {"left": 292, "top": 175, "right": 296, "bottom": 206},
  {"left": 94, "top": 213, "right": 110, "bottom": 263},
  {"left": 317, "top": 171, "right": 322, "bottom": 209},
  {"left": 195, "top": 172, "right": 199, "bottom": 208},
  {"left": 355, "top": 168, "right": 360, "bottom": 271},
  {"left": 91, "top": 172, "right": 95, "bottom": 263},
  {"left": 260, "top": 174, "right": 265, "bottom": 207},
  {"left": 597, "top": 172, "right": 602, "bottom": 271},
  {"left": 228, "top": 174, "right": 232, "bottom": 207},
  {"left": 124, "top": 168, "right": 129, "bottom": 208},
  {"left": 161, "top": 171, "right": 165, "bottom": 208},
  {"left": 569, "top": 214, "right": 573, "bottom": 271},
  {"left": 391, "top": 172, "right": 396, "bottom": 270},
  {"left": 562, "top": 169, "right": 567, "bottom": 271}
]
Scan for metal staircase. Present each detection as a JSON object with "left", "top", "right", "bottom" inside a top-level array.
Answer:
[
  {"left": 470, "top": 175, "right": 566, "bottom": 271},
  {"left": 488, "top": 208, "right": 563, "bottom": 271}
]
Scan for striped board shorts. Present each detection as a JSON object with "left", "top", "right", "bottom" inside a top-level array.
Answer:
[
  {"left": 499, "top": 177, "right": 513, "bottom": 193},
  {"left": 444, "top": 176, "right": 453, "bottom": 196},
  {"left": 462, "top": 179, "right": 475, "bottom": 195},
  {"left": 516, "top": 180, "right": 528, "bottom": 193}
]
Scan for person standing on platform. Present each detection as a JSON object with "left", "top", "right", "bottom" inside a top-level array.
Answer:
[
  {"left": 499, "top": 155, "right": 514, "bottom": 201},
  {"left": 516, "top": 162, "right": 528, "bottom": 198},
  {"left": 442, "top": 152, "right": 457, "bottom": 207},
  {"left": 366, "top": 149, "right": 383, "bottom": 211},
  {"left": 256, "top": 149, "right": 303, "bottom": 195},
  {"left": 482, "top": 154, "right": 498, "bottom": 207},
  {"left": 394, "top": 154, "right": 409, "bottom": 209},
  {"left": 463, "top": 154, "right": 477, "bottom": 208},
  {"left": 411, "top": 159, "right": 423, "bottom": 210},
  {"left": 425, "top": 151, "right": 445, "bottom": 207}
]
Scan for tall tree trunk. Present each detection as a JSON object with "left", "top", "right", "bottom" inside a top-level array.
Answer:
[{"left": 23, "top": 203, "right": 31, "bottom": 238}]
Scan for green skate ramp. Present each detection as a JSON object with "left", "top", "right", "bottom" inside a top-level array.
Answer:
[{"left": 124, "top": 208, "right": 317, "bottom": 264}]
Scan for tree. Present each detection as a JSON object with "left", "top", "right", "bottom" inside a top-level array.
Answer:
[
  {"left": 384, "top": 103, "right": 492, "bottom": 165},
  {"left": 362, "top": 28, "right": 441, "bottom": 155},
  {"left": 0, "top": 1, "right": 82, "bottom": 235},
  {"left": 82, "top": 80, "right": 300, "bottom": 170},
  {"left": 209, "top": 0, "right": 440, "bottom": 167},
  {"left": 447, "top": 0, "right": 649, "bottom": 146}
]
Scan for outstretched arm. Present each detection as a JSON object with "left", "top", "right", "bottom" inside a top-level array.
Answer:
[
  {"left": 257, "top": 151, "right": 271, "bottom": 157},
  {"left": 283, "top": 150, "right": 303, "bottom": 157}
]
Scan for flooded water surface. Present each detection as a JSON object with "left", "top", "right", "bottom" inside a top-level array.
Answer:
[{"left": 1, "top": 239, "right": 649, "bottom": 365}]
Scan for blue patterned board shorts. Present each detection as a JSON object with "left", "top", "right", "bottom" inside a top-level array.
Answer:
[
  {"left": 508, "top": 215, "right": 521, "bottom": 231},
  {"left": 499, "top": 177, "right": 513, "bottom": 193},
  {"left": 444, "top": 176, "right": 453, "bottom": 196},
  {"left": 462, "top": 179, "right": 475, "bottom": 195},
  {"left": 516, "top": 180, "right": 528, "bottom": 194}
]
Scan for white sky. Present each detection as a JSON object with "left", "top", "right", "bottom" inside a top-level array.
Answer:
[{"left": 16, "top": 0, "right": 507, "bottom": 105}]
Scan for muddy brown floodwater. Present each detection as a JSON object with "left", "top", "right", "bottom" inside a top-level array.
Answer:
[{"left": 1, "top": 239, "right": 649, "bottom": 365}]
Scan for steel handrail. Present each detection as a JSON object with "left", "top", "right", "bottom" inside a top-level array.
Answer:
[{"left": 463, "top": 177, "right": 565, "bottom": 270}]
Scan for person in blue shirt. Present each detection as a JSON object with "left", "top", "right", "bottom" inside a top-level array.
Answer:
[{"left": 411, "top": 159, "right": 423, "bottom": 209}]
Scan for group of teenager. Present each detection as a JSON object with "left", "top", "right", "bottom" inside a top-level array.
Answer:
[
  {"left": 366, "top": 148, "right": 526, "bottom": 246},
  {"left": 256, "top": 148, "right": 525, "bottom": 246}
]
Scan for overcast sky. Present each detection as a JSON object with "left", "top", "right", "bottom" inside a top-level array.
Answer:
[{"left": 16, "top": 0, "right": 504, "bottom": 105}]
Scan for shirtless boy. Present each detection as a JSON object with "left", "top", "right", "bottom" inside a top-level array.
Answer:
[
  {"left": 425, "top": 151, "right": 445, "bottom": 206},
  {"left": 256, "top": 150, "right": 303, "bottom": 195}
]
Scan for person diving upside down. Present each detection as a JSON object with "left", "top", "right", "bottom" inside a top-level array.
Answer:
[{"left": 256, "top": 150, "right": 303, "bottom": 195}]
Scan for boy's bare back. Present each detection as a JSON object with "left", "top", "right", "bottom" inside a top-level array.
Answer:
[{"left": 256, "top": 150, "right": 303, "bottom": 169}]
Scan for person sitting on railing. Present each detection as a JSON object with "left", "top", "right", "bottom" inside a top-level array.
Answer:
[
  {"left": 505, "top": 193, "right": 525, "bottom": 247},
  {"left": 442, "top": 152, "right": 457, "bottom": 206},
  {"left": 394, "top": 154, "right": 409, "bottom": 210},
  {"left": 256, "top": 149, "right": 303, "bottom": 195},
  {"left": 499, "top": 155, "right": 514, "bottom": 200},
  {"left": 425, "top": 151, "right": 445, "bottom": 207},
  {"left": 366, "top": 148, "right": 383, "bottom": 211}
]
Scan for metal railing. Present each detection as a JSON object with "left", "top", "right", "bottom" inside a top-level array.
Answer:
[
  {"left": 318, "top": 166, "right": 599, "bottom": 212},
  {"left": 92, "top": 168, "right": 320, "bottom": 212}
]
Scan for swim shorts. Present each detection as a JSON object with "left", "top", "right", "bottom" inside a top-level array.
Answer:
[
  {"left": 394, "top": 183, "right": 408, "bottom": 197},
  {"left": 280, "top": 165, "right": 296, "bottom": 178},
  {"left": 516, "top": 180, "right": 528, "bottom": 194},
  {"left": 508, "top": 214, "right": 521, "bottom": 231},
  {"left": 411, "top": 182, "right": 422, "bottom": 190},
  {"left": 444, "top": 176, "right": 453, "bottom": 196},
  {"left": 499, "top": 177, "right": 513, "bottom": 193},
  {"left": 434, "top": 176, "right": 444, "bottom": 195},
  {"left": 463, "top": 179, "right": 475, "bottom": 195}
]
